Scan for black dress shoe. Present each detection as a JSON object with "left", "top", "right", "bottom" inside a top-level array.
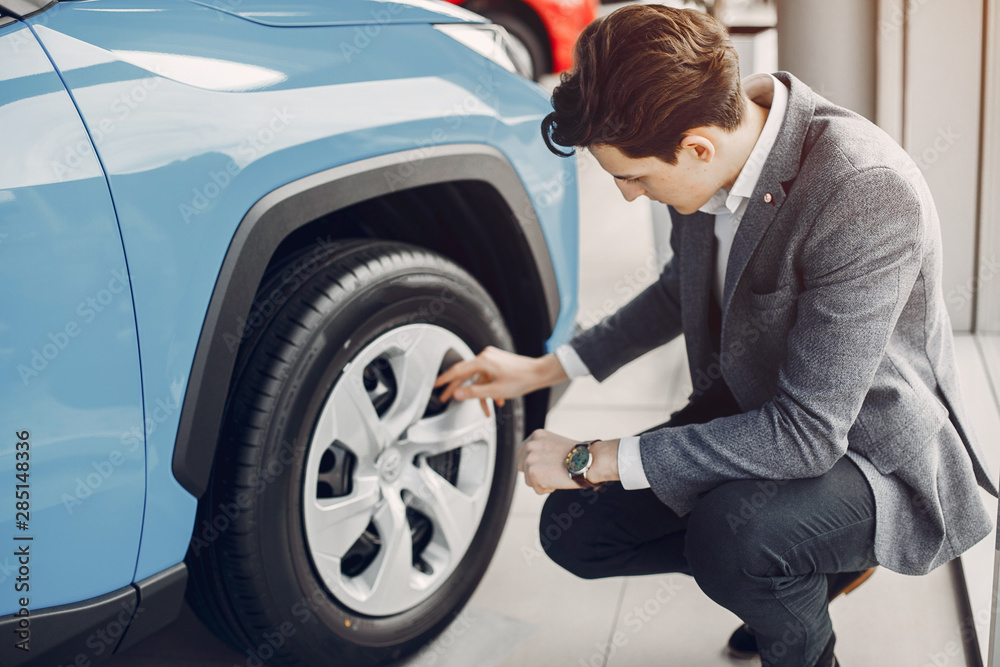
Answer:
[{"left": 725, "top": 568, "right": 875, "bottom": 659}]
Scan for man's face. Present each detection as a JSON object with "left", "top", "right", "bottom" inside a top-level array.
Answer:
[{"left": 589, "top": 141, "right": 719, "bottom": 215}]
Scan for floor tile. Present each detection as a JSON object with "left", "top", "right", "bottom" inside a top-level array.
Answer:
[
  {"left": 604, "top": 574, "right": 745, "bottom": 667},
  {"left": 830, "top": 562, "right": 974, "bottom": 667},
  {"left": 466, "top": 513, "right": 628, "bottom": 667},
  {"left": 388, "top": 605, "right": 536, "bottom": 667}
]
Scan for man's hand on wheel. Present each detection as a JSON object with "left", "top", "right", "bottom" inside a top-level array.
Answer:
[{"left": 433, "top": 345, "right": 570, "bottom": 417}]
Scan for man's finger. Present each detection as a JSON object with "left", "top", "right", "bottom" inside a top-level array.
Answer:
[
  {"left": 439, "top": 379, "right": 460, "bottom": 403},
  {"left": 480, "top": 398, "right": 491, "bottom": 418},
  {"left": 440, "top": 373, "right": 478, "bottom": 403},
  {"left": 435, "top": 359, "right": 476, "bottom": 393},
  {"left": 448, "top": 376, "right": 491, "bottom": 403}
]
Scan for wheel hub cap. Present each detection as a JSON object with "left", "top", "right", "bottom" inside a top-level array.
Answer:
[
  {"left": 377, "top": 447, "right": 403, "bottom": 484},
  {"left": 301, "top": 323, "right": 497, "bottom": 616}
]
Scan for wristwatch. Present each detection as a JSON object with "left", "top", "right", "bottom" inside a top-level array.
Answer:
[{"left": 564, "top": 439, "right": 603, "bottom": 489}]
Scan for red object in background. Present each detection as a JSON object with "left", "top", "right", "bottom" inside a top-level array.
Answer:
[{"left": 444, "top": 0, "right": 598, "bottom": 78}]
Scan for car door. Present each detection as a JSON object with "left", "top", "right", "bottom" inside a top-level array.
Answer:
[{"left": 0, "top": 16, "right": 146, "bottom": 616}]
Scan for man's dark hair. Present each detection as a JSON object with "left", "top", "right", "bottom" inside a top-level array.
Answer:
[{"left": 541, "top": 4, "right": 745, "bottom": 164}]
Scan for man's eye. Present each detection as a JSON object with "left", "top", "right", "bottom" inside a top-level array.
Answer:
[{"left": 621, "top": 177, "right": 640, "bottom": 184}]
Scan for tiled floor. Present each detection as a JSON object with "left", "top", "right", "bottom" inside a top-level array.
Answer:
[{"left": 108, "top": 129, "right": 999, "bottom": 667}]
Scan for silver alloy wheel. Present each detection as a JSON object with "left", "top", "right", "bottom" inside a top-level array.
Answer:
[{"left": 302, "top": 323, "right": 497, "bottom": 616}]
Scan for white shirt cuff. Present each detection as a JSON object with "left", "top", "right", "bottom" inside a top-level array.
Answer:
[
  {"left": 617, "top": 435, "right": 650, "bottom": 489},
  {"left": 554, "top": 343, "right": 591, "bottom": 380}
]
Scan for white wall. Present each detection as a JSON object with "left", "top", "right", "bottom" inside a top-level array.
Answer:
[
  {"left": 781, "top": 0, "right": 989, "bottom": 332},
  {"left": 903, "top": 0, "right": 984, "bottom": 332},
  {"left": 979, "top": 0, "right": 1000, "bottom": 334}
]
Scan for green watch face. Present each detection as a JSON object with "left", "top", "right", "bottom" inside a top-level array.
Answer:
[{"left": 565, "top": 445, "right": 590, "bottom": 474}]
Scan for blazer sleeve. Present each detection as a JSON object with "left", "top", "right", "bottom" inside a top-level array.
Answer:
[
  {"left": 566, "top": 209, "right": 685, "bottom": 382},
  {"left": 637, "top": 168, "right": 925, "bottom": 516}
]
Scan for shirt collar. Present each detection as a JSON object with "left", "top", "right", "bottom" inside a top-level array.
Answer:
[{"left": 698, "top": 73, "right": 789, "bottom": 216}]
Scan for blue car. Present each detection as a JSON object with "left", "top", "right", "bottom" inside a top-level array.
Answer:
[{"left": 0, "top": 1, "right": 580, "bottom": 664}]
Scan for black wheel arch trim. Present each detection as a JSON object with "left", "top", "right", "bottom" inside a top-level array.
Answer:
[{"left": 171, "top": 143, "right": 562, "bottom": 499}]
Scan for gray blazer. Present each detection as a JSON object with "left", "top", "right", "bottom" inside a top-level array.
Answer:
[{"left": 568, "top": 71, "right": 998, "bottom": 576}]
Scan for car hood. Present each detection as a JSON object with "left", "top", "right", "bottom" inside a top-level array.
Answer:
[{"left": 186, "top": 0, "right": 485, "bottom": 26}]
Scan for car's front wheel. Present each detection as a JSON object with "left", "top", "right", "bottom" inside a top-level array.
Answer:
[{"left": 185, "top": 239, "right": 522, "bottom": 666}]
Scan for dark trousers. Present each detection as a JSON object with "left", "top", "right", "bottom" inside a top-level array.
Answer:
[{"left": 539, "top": 382, "right": 878, "bottom": 667}]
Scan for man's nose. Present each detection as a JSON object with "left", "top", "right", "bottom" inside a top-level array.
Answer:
[{"left": 617, "top": 181, "right": 644, "bottom": 202}]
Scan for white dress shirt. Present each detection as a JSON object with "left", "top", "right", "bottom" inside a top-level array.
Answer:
[{"left": 554, "top": 73, "right": 789, "bottom": 489}]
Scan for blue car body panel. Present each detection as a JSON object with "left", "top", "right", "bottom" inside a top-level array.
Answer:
[
  {"left": 3, "top": 0, "right": 579, "bottom": 612},
  {"left": 185, "top": 0, "right": 486, "bottom": 26},
  {"left": 0, "top": 21, "right": 145, "bottom": 614}
]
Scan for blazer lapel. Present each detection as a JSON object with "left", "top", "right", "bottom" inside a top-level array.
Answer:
[{"left": 720, "top": 72, "right": 817, "bottom": 323}]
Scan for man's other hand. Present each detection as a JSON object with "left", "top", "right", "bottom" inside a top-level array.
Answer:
[{"left": 516, "top": 429, "right": 582, "bottom": 494}]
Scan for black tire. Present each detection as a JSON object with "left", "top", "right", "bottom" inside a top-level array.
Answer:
[
  {"left": 481, "top": 10, "right": 549, "bottom": 81},
  {"left": 184, "top": 239, "right": 523, "bottom": 666}
]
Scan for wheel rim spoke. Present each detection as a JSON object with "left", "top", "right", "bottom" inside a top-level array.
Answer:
[
  {"left": 402, "top": 400, "right": 494, "bottom": 458},
  {"left": 318, "top": 364, "right": 389, "bottom": 460},
  {"left": 362, "top": 492, "right": 417, "bottom": 612},
  {"left": 305, "top": 475, "right": 380, "bottom": 559},
  {"left": 380, "top": 327, "right": 451, "bottom": 443},
  {"left": 407, "top": 462, "right": 481, "bottom": 557}
]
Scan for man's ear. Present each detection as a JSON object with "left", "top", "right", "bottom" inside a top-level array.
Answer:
[{"left": 680, "top": 133, "right": 715, "bottom": 163}]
